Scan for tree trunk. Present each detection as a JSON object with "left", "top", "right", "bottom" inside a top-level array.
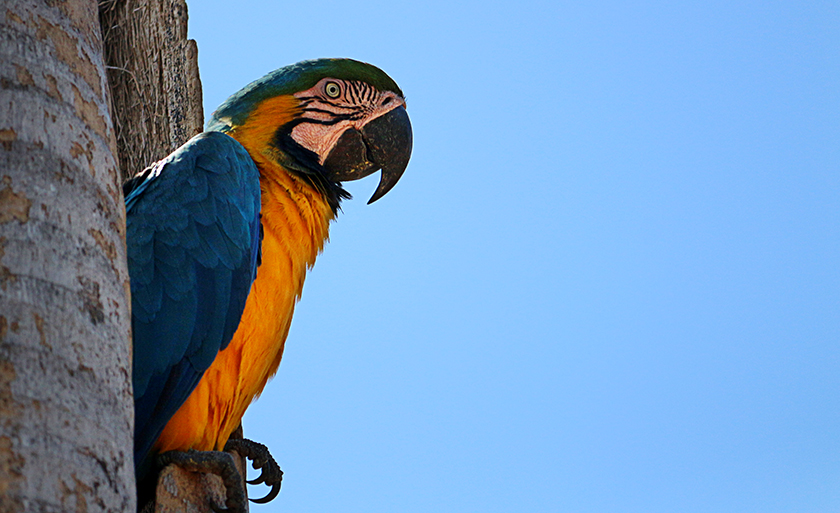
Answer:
[
  {"left": 0, "top": 0, "right": 134, "bottom": 510},
  {"left": 99, "top": 0, "right": 204, "bottom": 182}
]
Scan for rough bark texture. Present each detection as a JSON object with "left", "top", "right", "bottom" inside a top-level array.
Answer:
[
  {"left": 154, "top": 453, "right": 249, "bottom": 513},
  {"left": 99, "top": 0, "right": 203, "bottom": 182},
  {"left": 0, "top": 0, "right": 134, "bottom": 511}
]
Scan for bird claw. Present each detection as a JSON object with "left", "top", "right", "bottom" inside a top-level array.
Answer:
[
  {"left": 156, "top": 450, "right": 248, "bottom": 513},
  {"left": 224, "top": 437, "right": 283, "bottom": 504},
  {"left": 246, "top": 475, "right": 264, "bottom": 485}
]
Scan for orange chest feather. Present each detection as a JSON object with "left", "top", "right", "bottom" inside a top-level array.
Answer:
[{"left": 155, "top": 146, "right": 335, "bottom": 452}]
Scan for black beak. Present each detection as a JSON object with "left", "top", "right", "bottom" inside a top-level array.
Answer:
[{"left": 323, "top": 106, "right": 412, "bottom": 204}]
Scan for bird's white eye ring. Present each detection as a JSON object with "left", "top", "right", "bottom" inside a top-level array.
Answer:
[{"left": 325, "top": 82, "right": 341, "bottom": 98}]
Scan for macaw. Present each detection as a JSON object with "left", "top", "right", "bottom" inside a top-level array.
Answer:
[{"left": 125, "top": 58, "right": 412, "bottom": 510}]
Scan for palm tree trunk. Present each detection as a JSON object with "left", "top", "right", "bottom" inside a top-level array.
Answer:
[
  {"left": 0, "top": 0, "right": 134, "bottom": 510},
  {"left": 99, "top": 0, "right": 204, "bottom": 182}
]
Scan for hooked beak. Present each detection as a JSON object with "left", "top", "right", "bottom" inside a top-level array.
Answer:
[{"left": 323, "top": 106, "right": 413, "bottom": 204}]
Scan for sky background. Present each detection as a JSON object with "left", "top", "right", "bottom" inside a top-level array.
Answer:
[{"left": 188, "top": 2, "right": 838, "bottom": 512}]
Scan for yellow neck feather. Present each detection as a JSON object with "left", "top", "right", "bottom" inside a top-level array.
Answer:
[{"left": 227, "top": 94, "right": 301, "bottom": 153}]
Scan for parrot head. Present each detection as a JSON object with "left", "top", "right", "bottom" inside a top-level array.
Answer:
[{"left": 207, "top": 59, "right": 412, "bottom": 209}]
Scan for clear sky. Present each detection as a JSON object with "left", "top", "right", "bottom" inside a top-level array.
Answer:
[{"left": 189, "top": 2, "right": 838, "bottom": 512}]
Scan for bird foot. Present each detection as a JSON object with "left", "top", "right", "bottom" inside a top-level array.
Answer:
[
  {"left": 156, "top": 450, "right": 247, "bottom": 513},
  {"left": 224, "top": 437, "right": 283, "bottom": 504}
]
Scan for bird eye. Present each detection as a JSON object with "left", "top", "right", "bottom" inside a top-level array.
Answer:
[{"left": 325, "top": 82, "right": 341, "bottom": 98}]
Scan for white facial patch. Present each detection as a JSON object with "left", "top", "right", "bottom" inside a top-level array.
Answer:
[{"left": 291, "top": 79, "right": 405, "bottom": 164}]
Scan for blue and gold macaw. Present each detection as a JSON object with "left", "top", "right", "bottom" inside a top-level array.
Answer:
[{"left": 125, "top": 58, "right": 412, "bottom": 509}]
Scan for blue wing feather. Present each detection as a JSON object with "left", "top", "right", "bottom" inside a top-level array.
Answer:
[{"left": 126, "top": 132, "right": 261, "bottom": 476}]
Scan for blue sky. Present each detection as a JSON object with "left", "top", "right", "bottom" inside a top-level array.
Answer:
[{"left": 189, "top": 2, "right": 838, "bottom": 511}]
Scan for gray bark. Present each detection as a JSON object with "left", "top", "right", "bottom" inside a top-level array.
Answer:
[
  {"left": 99, "top": 0, "right": 204, "bottom": 182},
  {"left": 0, "top": 0, "right": 134, "bottom": 511}
]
